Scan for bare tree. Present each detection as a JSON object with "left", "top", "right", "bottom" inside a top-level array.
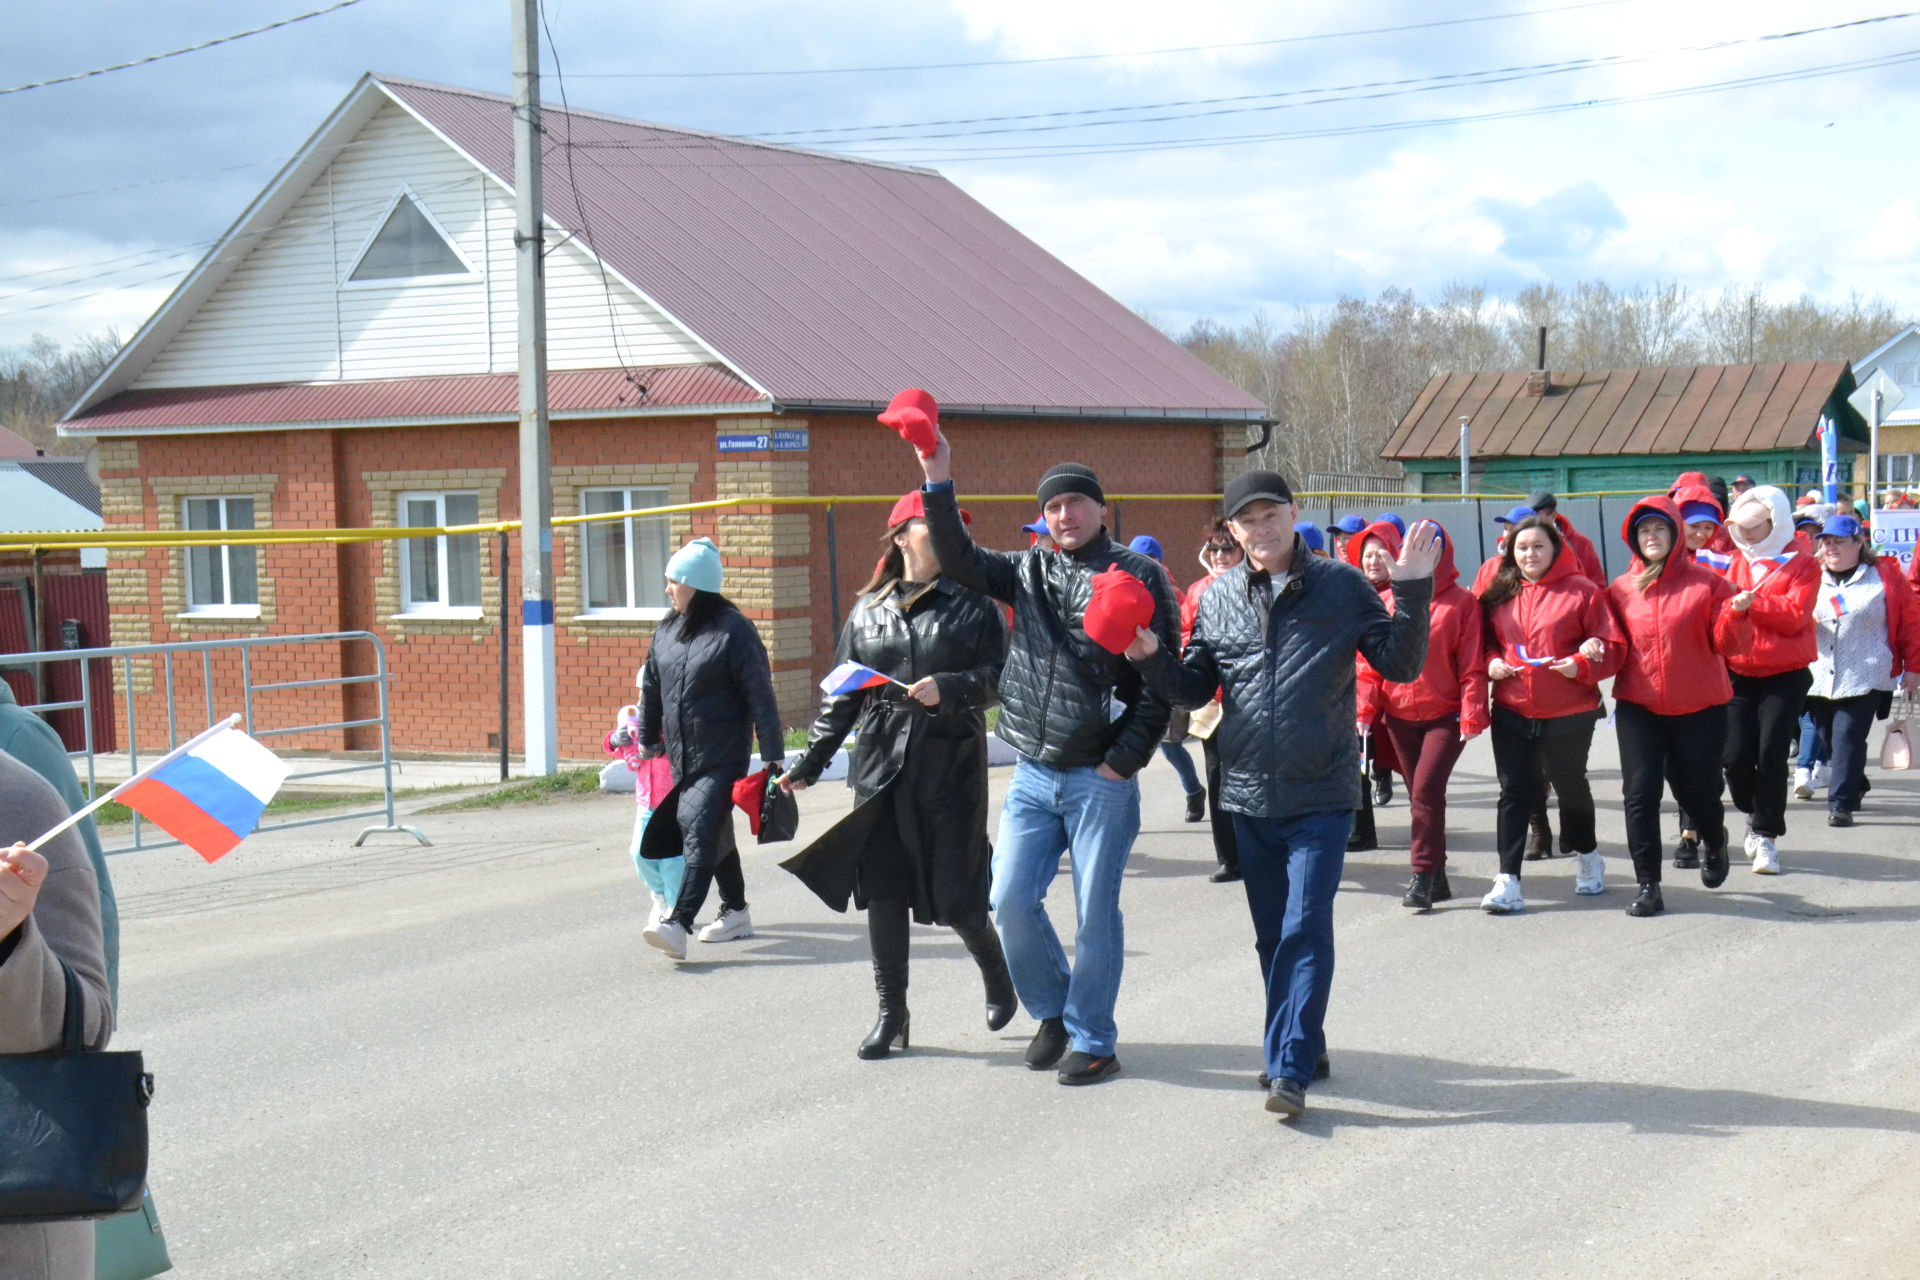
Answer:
[{"left": 0, "top": 329, "right": 122, "bottom": 455}]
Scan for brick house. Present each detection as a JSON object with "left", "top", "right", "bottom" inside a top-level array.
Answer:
[{"left": 61, "top": 74, "right": 1267, "bottom": 758}]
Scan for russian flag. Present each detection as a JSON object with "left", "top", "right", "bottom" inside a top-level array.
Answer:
[
  {"left": 115, "top": 722, "right": 292, "bottom": 863},
  {"left": 1514, "top": 644, "right": 1562, "bottom": 667},
  {"left": 1830, "top": 593, "right": 1850, "bottom": 617},
  {"left": 819, "top": 661, "right": 895, "bottom": 697},
  {"left": 1695, "top": 549, "right": 1733, "bottom": 572}
]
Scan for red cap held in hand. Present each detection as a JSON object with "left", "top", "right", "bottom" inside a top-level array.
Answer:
[
  {"left": 879, "top": 388, "right": 941, "bottom": 458},
  {"left": 731, "top": 769, "right": 770, "bottom": 835},
  {"left": 1082, "top": 565, "right": 1155, "bottom": 654}
]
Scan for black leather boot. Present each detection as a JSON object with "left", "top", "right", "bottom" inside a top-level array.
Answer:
[
  {"left": 1627, "top": 882, "right": 1664, "bottom": 917},
  {"left": 955, "top": 915, "right": 1017, "bottom": 1032},
  {"left": 1185, "top": 789, "right": 1206, "bottom": 822},
  {"left": 858, "top": 904, "right": 910, "bottom": 1060},
  {"left": 1402, "top": 872, "right": 1435, "bottom": 911},
  {"left": 1432, "top": 868, "right": 1453, "bottom": 903}
]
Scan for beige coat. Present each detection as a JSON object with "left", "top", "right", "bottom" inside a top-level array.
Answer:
[{"left": 0, "top": 751, "right": 113, "bottom": 1279}]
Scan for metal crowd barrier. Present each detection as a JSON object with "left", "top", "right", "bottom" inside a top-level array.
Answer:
[{"left": 2, "top": 630, "right": 428, "bottom": 855}]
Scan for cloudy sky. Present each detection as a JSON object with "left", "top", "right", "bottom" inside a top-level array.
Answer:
[{"left": 4, "top": 0, "right": 1918, "bottom": 351}]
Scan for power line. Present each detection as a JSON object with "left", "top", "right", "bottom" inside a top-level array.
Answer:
[
  {"left": 0, "top": 0, "right": 370, "bottom": 97},
  {"left": 567, "top": 0, "right": 1630, "bottom": 79}
]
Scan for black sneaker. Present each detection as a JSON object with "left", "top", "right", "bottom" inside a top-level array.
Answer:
[
  {"left": 1627, "top": 882, "right": 1664, "bottom": 917},
  {"left": 1185, "top": 790, "right": 1206, "bottom": 822},
  {"left": 1209, "top": 863, "right": 1241, "bottom": 883},
  {"left": 1672, "top": 835, "right": 1700, "bottom": 869},
  {"left": 1431, "top": 869, "right": 1453, "bottom": 903},
  {"left": 1700, "top": 837, "right": 1729, "bottom": 889},
  {"left": 1258, "top": 1053, "right": 1330, "bottom": 1088},
  {"left": 1402, "top": 872, "right": 1435, "bottom": 911},
  {"left": 1056, "top": 1050, "right": 1121, "bottom": 1086},
  {"left": 1828, "top": 809, "right": 1854, "bottom": 828},
  {"left": 1265, "top": 1078, "right": 1306, "bottom": 1118},
  {"left": 1024, "top": 1017, "right": 1068, "bottom": 1071}
]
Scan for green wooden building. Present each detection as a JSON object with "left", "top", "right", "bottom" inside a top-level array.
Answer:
[{"left": 1383, "top": 361, "right": 1866, "bottom": 496}]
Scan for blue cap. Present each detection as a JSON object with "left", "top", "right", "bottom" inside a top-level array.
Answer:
[
  {"left": 1679, "top": 500, "right": 1721, "bottom": 525},
  {"left": 1295, "top": 520, "right": 1325, "bottom": 553},
  {"left": 1127, "top": 534, "right": 1164, "bottom": 560},
  {"left": 1332, "top": 514, "right": 1367, "bottom": 534},
  {"left": 1376, "top": 512, "right": 1407, "bottom": 534},
  {"left": 1821, "top": 513, "right": 1863, "bottom": 539},
  {"left": 1494, "top": 504, "right": 1536, "bottom": 525},
  {"left": 1022, "top": 517, "right": 1048, "bottom": 535}
]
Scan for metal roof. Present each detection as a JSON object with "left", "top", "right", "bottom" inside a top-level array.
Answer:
[
  {"left": 0, "top": 426, "right": 36, "bottom": 460},
  {"left": 377, "top": 76, "right": 1264, "bottom": 419},
  {"left": 0, "top": 468, "right": 104, "bottom": 534},
  {"left": 1384, "top": 361, "right": 1862, "bottom": 461},
  {"left": 68, "top": 365, "right": 760, "bottom": 433},
  {"left": 4, "top": 461, "right": 98, "bottom": 514}
]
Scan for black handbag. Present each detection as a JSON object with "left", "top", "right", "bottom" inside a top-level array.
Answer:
[
  {"left": 758, "top": 776, "right": 799, "bottom": 844},
  {"left": 0, "top": 961, "right": 152, "bottom": 1224}
]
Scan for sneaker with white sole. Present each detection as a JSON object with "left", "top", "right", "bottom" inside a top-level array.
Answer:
[
  {"left": 646, "top": 893, "right": 670, "bottom": 929},
  {"left": 697, "top": 907, "right": 754, "bottom": 943},
  {"left": 1810, "top": 762, "right": 1831, "bottom": 791},
  {"left": 1480, "top": 873, "right": 1525, "bottom": 915},
  {"left": 1573, "top": 850, "right": 1606, "bottom": 895},
  {"left": 1751, "top": 836, "right": 1781, "bottom": 875},
  {"left": 642, "top": 917, "right": 691, "bottom": 961},
  {"left": 1743, "top": 829, "right": 1760, "bottom": 860},
  {"left": 1793, "top": 767, "right": 1813, "bottom": 800}
]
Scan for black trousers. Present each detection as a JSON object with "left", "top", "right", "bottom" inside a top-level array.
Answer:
[
  {"left": 1724, "top": 669, "right": 1813, "bottom": 839},
  {"left": 1203, "top": 736, "right": 1240, "bottom": 870},
  {"left": 668, "top": 771, "right": 747, "bottom": 926},
  {"left": 1805, "top": 693, "right": 1882, "bottom": 814},
  {"left": 1351, "top": 731, "right": 1377, "bottom": 847},
  {"left": 1616, "top": 700, "right": 1728, "bottom": 884},
  {"left": 1491, "top": 706, "right": 1596, "bottom": 876}
]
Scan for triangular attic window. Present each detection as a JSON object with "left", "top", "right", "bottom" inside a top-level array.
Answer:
[{"left": 348, "top": 196, "right": 469, "bottom": 281}]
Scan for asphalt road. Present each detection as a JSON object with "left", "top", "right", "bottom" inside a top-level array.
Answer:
[{"left": 103, "top": 728, "right": 1920, "bottom": 1278}]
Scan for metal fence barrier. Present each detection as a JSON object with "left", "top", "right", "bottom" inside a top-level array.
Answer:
[{"left": 1, "top": 630, "right": 428, "bottom": 855}]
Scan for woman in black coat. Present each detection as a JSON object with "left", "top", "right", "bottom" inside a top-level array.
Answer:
[
  {"left": 781, "top": 492, "right": 1014, "bottom": 1058},
  {"left": 638, "top": 537, "right": 786, "bottom": 962}
]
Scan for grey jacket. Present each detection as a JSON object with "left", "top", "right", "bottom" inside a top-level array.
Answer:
[
  {"left": 1135, "top": 542, "right": 1431, "bottom": 817},
  {"left": 0, "top": 751, "right": 113, "bottom": 1279}
]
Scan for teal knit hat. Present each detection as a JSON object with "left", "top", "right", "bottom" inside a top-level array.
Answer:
[{"left": 665, "top": 537, "right": 723, "bottom": 593}]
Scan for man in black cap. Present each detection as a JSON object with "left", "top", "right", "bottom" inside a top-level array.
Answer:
[
  {"left": 1125, "top": 470, "right": 1439, "bottom": 1119},
  {"left": 1528, "top": 490, "right": 1604, "bottom": 584},
  {"left": 907, "top": 433, "right": 1178, "bottom": 1087}
]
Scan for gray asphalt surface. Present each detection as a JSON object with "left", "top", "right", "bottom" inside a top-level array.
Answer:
[{"left": 105, "top": 728, "right": 1920, "bottom": 1278}]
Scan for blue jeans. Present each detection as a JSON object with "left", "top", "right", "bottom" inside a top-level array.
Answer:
[
  {"left": 1796, "top": 712, "right": 1829, "bottom": 769},
  {"left": 990, "top": 760, "right": 1141, "bottom": 1056},
  {"left": 1157, "top": 740, "right": 1202, "bottom": 795},
  {"left": 1230, "top": 809, "right": 1353, "bottom": 1089}
]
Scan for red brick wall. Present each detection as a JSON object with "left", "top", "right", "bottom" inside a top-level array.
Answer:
[{"left": 102, "top": 412, "right": 1225, "bottom": 760}]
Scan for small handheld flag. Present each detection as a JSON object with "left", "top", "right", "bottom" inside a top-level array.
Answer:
[
  {"left": 1514, "top": 645, "right": 1566, "bottom": 667},
  {"left": 1695, "top": 549, "right": 1733, "bottom": 572},
  {"left": 1829, "top": 593, "right": 1850, "bottom": 617},
  {"left": 30, "top": 715, "right": 291, "bottom": 864},
  {"left": 819, "top": 662, "right": 908, "bottom": 697}
]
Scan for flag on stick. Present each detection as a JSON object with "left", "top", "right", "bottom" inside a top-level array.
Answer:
[
  {"left": 30, "top": 715, "right": 291, "bottom": 863},
  {"left": 819, "top": 662, "right": 908, "bottom": 697}
]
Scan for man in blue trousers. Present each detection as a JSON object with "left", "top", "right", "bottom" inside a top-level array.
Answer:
[{"left": 1127, "top": 470, "right": 1437, "bottom": 1118}]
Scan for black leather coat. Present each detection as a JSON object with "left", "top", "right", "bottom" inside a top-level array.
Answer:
[
  {"left": 1137, "top": 543, "right": 1431, "bottom": 817},
  {"left": 782, "top": 577, "right": 1006, "bottom": 923},
  {"left": 922, "top": 483, "right": 1177, "bottom": 777}
]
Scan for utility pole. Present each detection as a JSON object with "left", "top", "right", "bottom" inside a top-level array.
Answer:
[
  {"left": 513, "top": 0, "right": 558, "bottom": 775},
  {"left": 1458, "top": 415, "right": 1471, "bottom": 496}
]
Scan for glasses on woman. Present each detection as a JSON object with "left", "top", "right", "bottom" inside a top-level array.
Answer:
[{"left": 1205, "top": 543, "right": 1237, "bottom": 555}]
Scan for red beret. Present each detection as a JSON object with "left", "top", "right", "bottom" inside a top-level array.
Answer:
[
  {"left": 1082, "top": 564, "right": 1155, "bottom": 654},
  {"left": 887, "top": 489, "right": 968, "bottom": 527},
  {"left": 878, "top": 388, "right": 941, "bottom": 458}
]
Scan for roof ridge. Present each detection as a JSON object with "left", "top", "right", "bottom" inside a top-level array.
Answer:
[{"left": 370, "top": 72, "right": 940, "bottom": 178}]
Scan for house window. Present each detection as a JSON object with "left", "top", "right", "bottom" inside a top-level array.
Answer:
[
  {"left": 580, "top": 486, "right": 672, "bottom": 616},
  {"left": 399, "top": 492, "right": 482, "bottom": 614},
  {"left": 347, "top": 194, "right": 470, "bottom": 283},
  {"left": 183, "top": 497, "right": 259, "bottom": 615},
  {"left": 1878, "top": 454, "right": 1918, "bottom": 487}
]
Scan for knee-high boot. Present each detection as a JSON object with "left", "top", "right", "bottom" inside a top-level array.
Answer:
[
  {"left": 858, "top": 902, "right": 910, "bottom": 1059},
  {"left": 953, "top": 913, "right": 1017, "bottom": 1031}
]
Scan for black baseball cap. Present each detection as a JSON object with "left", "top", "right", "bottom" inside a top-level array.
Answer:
[{"left": 1223, "top": 469, "right": 1296, "bottom": 519}]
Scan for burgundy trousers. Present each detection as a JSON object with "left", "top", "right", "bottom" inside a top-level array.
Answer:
[{"left": 1380, "top": 713, "right": 1467, "bottom": 875}]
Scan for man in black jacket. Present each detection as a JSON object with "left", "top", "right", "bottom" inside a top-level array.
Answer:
[
  {"left": 909, "top": 430, "right": 1177, "bottom": 1086},
  {"left": 1127, "top": 470, "right": 1438, "bottom": 1118}
]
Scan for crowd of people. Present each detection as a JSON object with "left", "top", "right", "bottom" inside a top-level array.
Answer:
[{"left": 605, "top": 408, "right": 1918, "bottom": 1123}]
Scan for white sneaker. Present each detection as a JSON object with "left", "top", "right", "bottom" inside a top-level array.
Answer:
[
  {"left": 1810, "top": 762, "right": 1831, "bottom": 791},
  {"left": 1573, "top": 850, "right": 1606, "bottom": 896},
  {"left": 1751, "top": 837, "right": 1781, "bottom": 875},
  {"left": 646, "top": 893, "right": 670, "bottom": 929},
  {"left": 697, "top": 907, "right": 754, "bottom": 943},
  {"left": 642, "top": 917, "right": 690, "bottom": 961},
  {"left": 1793, "top": 767, "right": 1813, "bottom": 800},
  {"left": 1480, "top": 873, "right": 1526, "bottom": 915},
  {"left": 1743, "top": 830, "right": 1760, "bottom": 860}
]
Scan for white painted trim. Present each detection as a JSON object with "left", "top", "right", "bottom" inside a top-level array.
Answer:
[
  {"left": 338, "top": 184, "right": 480, "bottom": 288},
  {"left": 1856, "top": 325, "right": 1920, "bottom": 373}
]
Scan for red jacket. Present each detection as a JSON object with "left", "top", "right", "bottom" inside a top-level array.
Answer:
[
  {"left": 1345, "top": 521, "right": 1401, "bottom": 728},
  {"left": 1724, "top": 546, "right": 1817, "bottom": 678},
  {"left": 1828, "top": 559, "right": 1920, "bottom": 681},
  {"left": 1472, "top": 550, "right": 1501, "bottom": 596},
  {"left": 1552, "top": 512, "right": 1606, "bottom": 585},
  {"left": 1368, "top": 526, "right": 1490, "bottom": 734},
  {"left": 1480, "top": 542, "right": 1625, "bottom": 719},
  {"left": 1607, "top": 497, "right": 1753, "bottom": 716}
]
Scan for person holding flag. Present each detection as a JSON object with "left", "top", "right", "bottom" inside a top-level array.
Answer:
[
  {"left": 779, "top": 492, "right": 1014, "bottom": 1060},
  {"left": 1477, "top": 515, "right": 1624, "bottom": 914}
]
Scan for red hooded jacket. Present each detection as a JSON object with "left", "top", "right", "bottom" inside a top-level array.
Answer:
[
  {"left": 1347, "top": 520, "right": 1489, "bottom": 733},
  {"left": 1552, "top": 512, "right": 1606, "bottom": 585},
  {"left": 1720, "top": 486, "right": 1818, "bottom": 678},
  {"left": 1479, "top": 539, "right": 1625, "bottom": 719},
  {"left": 1607, "top": 497, "right": 1753, "bottom": 716}
]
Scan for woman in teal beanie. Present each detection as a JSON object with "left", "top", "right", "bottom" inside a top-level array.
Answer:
[{"left": 637, "top": 538, "right": 787, "bottom": 960}]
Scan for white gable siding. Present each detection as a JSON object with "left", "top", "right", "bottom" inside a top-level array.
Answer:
[
  {"left": 135, "top": 102, "right": 708, "bottom": 390},
  {"left": 1859, "top": 329, "right": 1920, "bottom": 426}
]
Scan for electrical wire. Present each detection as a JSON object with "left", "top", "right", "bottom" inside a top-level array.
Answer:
[{"left": 0, "top": 0, "right": 370, "bottom": 97}]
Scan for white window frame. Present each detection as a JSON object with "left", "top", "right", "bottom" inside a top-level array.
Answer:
[
  {"left": 577, "top": 485, "right": 673, "bottom": 620},
  {"left": 181, "top": 496, "right": 260, "bottom": 618},
  {"left": 397, "top": 491, "right": 484, "bottom": 618},
  {"left": 340, "top": 186, "right": 478, "bottom": 290},
  {"left": 1878, "top": 453, "right": 1918, "bottom": 487}
]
